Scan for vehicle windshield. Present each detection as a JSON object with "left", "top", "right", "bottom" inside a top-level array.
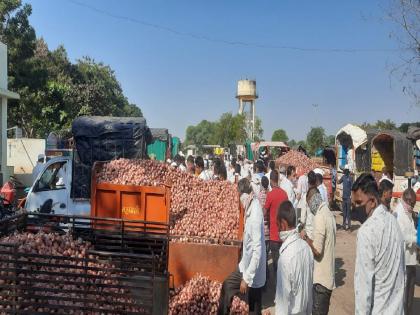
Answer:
[{"left": 37, "top": 162, "right": 67, "bottom": 191}]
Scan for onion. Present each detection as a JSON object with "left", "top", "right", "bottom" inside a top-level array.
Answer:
[
  {"left": 98, "top": 159, "right": 241, "bottom": 243},
  {"left": 0, "top": 231, "right": 143, "bottom": 313}
]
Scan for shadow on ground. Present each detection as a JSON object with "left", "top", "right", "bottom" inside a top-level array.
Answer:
[
  {"left": 335, "top": 257, "right": 346, "bottom": 288},
  {"left": 262, "top": 258, "right": 276, "bottom": 309}
]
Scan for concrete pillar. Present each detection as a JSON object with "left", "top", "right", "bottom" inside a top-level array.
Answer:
[
  {"left": 0, "top": 96, "right": 8, "bottom": 183},
  {"left": 238, "top": 99, "right": 244, "bottom": 115}
]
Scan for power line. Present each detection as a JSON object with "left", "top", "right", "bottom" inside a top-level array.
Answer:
[{"left": 66, "top": 0, "right": 406, "bottom": 53}]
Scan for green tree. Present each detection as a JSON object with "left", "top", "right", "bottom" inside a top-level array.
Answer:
[
  {"left": 271, "top": 129, "right": 289, "bottom": 142},
  {"left": 360, "top": 119, "right": 397, "bottom": 131},
  {"left": 306, "top": 127, "right": 326, "bottom": 156},
  {"left": 326, "top": 135, "right": 335, "bottom": 146},
  {"left": 288, "top": 139, "right": 297, "bottom": 147},
  {"left": 399, "top": 122, "right": 420, "bottom": 133},
  {"left": 1, "top": 1, "right": 142, "bottom": 137},
  {"left": 184, "top": 120, "right": 218, "bottom": 148},
  {"left": 253, "top": 116, "right": 264, "bottom": 142},
  {"left": 215, "top": 113, "right": 247, "bottom": 147}
]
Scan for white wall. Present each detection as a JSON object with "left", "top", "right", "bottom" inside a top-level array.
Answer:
[{"left": 7, "top": 138, "right": 45, "bottom": 186}]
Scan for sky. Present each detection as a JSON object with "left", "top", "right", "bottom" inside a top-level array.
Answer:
[{"left": 25, "top": 0, "right": 419, "bottom": 141}]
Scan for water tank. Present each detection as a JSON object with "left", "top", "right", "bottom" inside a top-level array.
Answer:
[{"left": 236, "top": 80, "right": 258, "bottom": 99}]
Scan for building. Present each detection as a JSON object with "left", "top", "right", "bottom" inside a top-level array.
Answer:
[{"left": 0, "top": 41, "right": 20, "bottom": 184}]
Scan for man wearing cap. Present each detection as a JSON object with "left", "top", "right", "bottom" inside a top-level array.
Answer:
[
  {"left": 32, "top": 154, "right": 45, "bottom": 183},
  {"left": 338, "top": 165, "right": 353, "bottom": 230}
]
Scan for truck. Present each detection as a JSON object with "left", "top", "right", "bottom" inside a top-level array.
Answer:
[
  {"left": 335, "top": 124, "right": 377, "bottom": 204},
  {"left": 25, "top": 116, "right": 151, "bottom": 216}
]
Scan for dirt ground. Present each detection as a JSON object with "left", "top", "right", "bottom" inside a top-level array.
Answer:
[{"left": 262, "top": 211, "right": 420, "bottom": 314}]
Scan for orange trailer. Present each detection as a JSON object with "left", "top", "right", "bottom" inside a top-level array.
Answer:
[{"left": 91, "top": 162, "right": 245, "bottom": 288}]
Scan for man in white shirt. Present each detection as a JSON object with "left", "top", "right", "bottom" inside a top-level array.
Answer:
[
  {"left": 300, "top": 171, "right": 317, "bottom": 239},
  {"left": 195, "top": 156, "right": 212, "bottom": 181},
  {"left": 280, "top": 165, "right": 296, "bottom": 205},
  {"left": 301, "top": 188, "right": 336, "bottom": 315},
  {"left": 274, "top": 200, "right": 313, "bottom": 315},
  {"left": 394, "top": 188, "right": 417, "bottom": 315},
  {"left": 251, "top": 160, "right": 266, "bottom": 195},
  {"left": 296, "top": 173, "right": 308, "bottom": 213},
  {"left": 315, "top": 173, "right": 328, "bottom": 204},
  {"left": 352, "top": 173, "right": 405, "bottom": 315},
  {"left": 218, "top": 178, "right": 266, "bottom": 315}
]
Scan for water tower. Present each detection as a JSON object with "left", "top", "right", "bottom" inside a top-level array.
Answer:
[{"left": 236, "top": 79, "right": 258, "bottom": 141}]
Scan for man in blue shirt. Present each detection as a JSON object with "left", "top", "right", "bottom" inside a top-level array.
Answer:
[{"left": 338, "top": 165, "right": 353, "bottom": 230}]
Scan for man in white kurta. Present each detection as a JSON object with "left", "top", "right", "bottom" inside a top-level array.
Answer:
[
  {"left": 275, "top": 200, "right": 313, "bottom": 315},
  {"left": 394, "top": 189, "right": 417, "bottom": 315},
  {"left": 352, "top": 173, "right": 405, "bottom": 315}
]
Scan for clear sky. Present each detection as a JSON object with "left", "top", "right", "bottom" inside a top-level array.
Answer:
[{"left": 25, "top": 0, "right": 419, "bottom": 141}]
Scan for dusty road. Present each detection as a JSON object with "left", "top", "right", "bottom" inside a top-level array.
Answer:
[{"left": 263, "top": 211, "right": 420, "bottom": 314}]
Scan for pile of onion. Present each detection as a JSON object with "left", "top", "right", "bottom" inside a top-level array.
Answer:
[
  {"left": 0, "top": 231, "right": 142, "bottom": 314},
  {"left": 98, "top": 159, "right": 241, "bottom": 243},
  {"left": 168, "top": 274, "right": 249, "bottom": 315},
  {"left": 275, "top": 150, "right": 320, "bottom": 175},
  {"left": 230, "top": 296, "right": 250, "bottom": 314}
]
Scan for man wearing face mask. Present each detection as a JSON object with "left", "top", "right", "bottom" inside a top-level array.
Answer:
[
  {"left": 274, "top": 200, "right": 313, "bottom": 315},
  {"left": 352, "top": 173, "right": 405, "bottom": 315},
  {"left": 393, "top": 188, "right": 417, "bottom": 315},
  {"left": 301, "top": 187, "right": 336, "bottom": 315},
  {"left": 218, "top": 178, "right": 266, "bottom": 315},
  {"left": 378, "top": 179, "right": 394, "bottom": 211}
]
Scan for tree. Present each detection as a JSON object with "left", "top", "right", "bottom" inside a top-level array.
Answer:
[
  {"left": 1, "top": 2, "right": 142, "bottom": 137},
  {"left": 388, "top": 0, "right": 420, "bottom": 105},
  {"left": 360, "top": 119, "right": 397, "bottom": 131},
  {"left": 184, "top": 112, "right": 256, "bottom": 148},
  {"left": 184, "top": 120, "right": 218, "bottom": 148},
  {"left": 253, "top": 116, "right": 264, "bottom": 142},
  {"left": 399, "top": 121, "right": 420, "bottom": 133},
  {"left": 271, "top": 129, "right": 289, "bottom": 142},
  {"left": 215, "top": 113, "right": 247, "bottom": 147},
  {"left": 306, "top": 127, "right": 326, "bottom": 156},
  {"left": 326, "top": 135, "right": 335, "bottom": 146},
  {"left": 288, "top": 139, "right": 297, "bottom": 147}
]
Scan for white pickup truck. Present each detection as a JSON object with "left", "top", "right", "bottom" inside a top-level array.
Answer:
[{"left": 25, "top": 156, "right": 90, "bottom": 216}]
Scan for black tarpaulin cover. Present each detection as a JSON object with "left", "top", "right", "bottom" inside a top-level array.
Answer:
[
  {"left": 72, "top": 116, "right": 151, "bottom": 164},
  {"left": 150, "top": 128, "right": 169, "bottom": 142},
  {"left": 71, "top": 116, "right": 151, "bottom": 199}
]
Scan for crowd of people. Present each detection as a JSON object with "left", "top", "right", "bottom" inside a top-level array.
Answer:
[{"left": 169, "top": 153, "right": 418, "bottom": 315}]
